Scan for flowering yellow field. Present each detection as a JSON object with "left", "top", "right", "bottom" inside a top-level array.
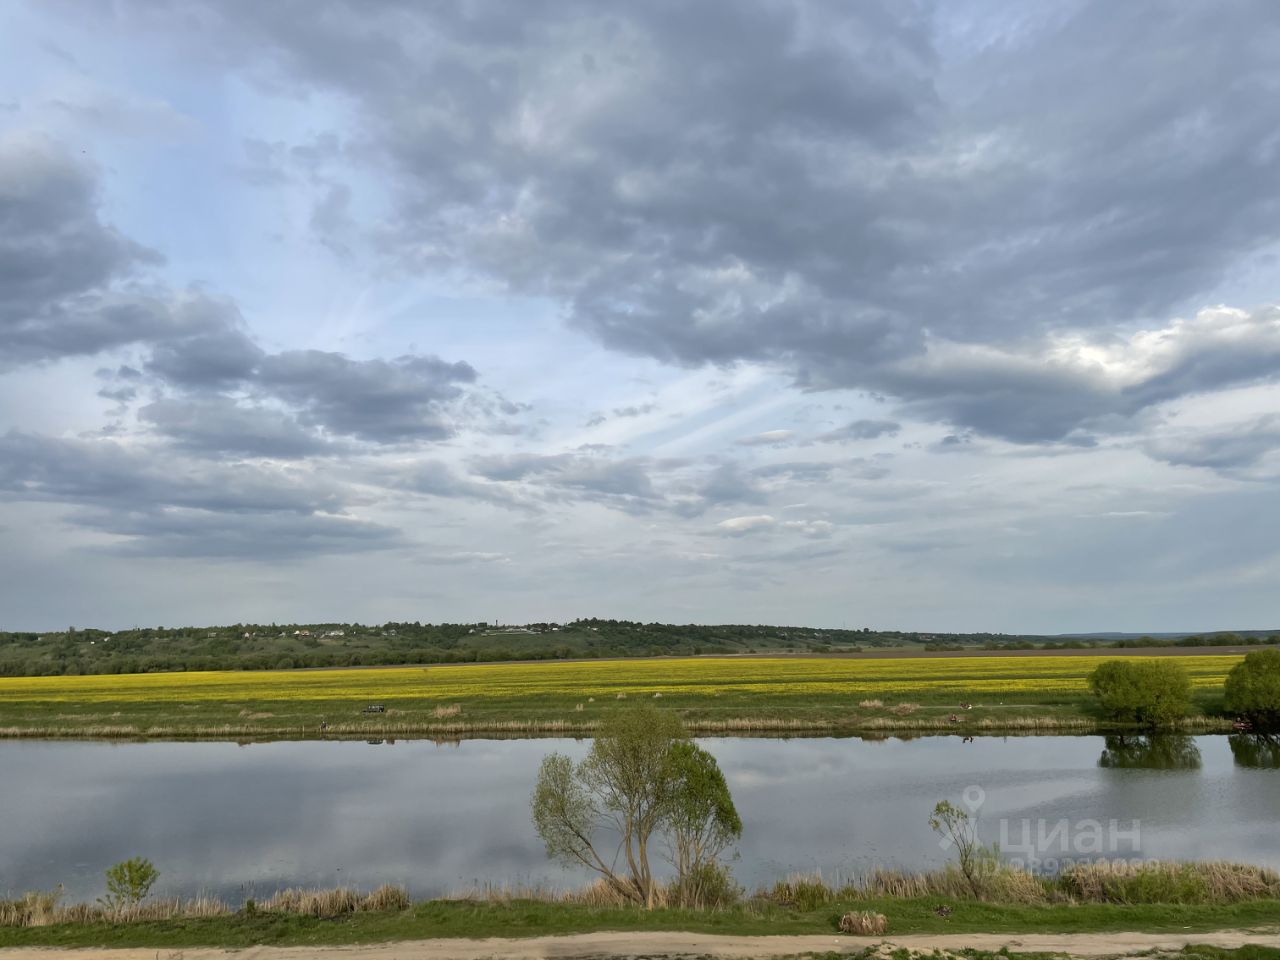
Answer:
[{"left": 0, "top": 654, "right": 1241, "bottom": 705}]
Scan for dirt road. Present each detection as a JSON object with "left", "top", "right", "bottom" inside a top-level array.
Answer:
[{"left": 3, "top": 929, "right": 1278, "bottom": 959}]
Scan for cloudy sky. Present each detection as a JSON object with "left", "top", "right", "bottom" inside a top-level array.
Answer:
[{"left": 2, "top": 1, "right": 1279, "bottom": 633}]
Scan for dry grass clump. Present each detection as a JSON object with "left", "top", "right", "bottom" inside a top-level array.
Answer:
[
  {"left": 856, "top": 868, "right": 929, "bottom": 899},
  {"left": 770, "top": 873, "right": 834, "bottom": 911},
  {"left": 258, "top": 885, "right": 409, "bottom": 917},
  {"left": 432, "top": 704, "right": 462, "bottom": 719},
  {"left": 854, "top": 863, "right": 1045, "bottom": 904},
  {"left": 690, "top": 718, "right": 833, "bottom": 732},
  {"left": 1059, "top": 860, "right": 1280, "bottom": 904},
  {"left": 846, "top": 860, "right": 1280, "bottom": 906},
  {"left": 857, "top": 867, "right": 967, "bottom": 901},
  {"left": 0, "top": 890, "right": 61, "bottom": 927},
  {"left": 574, "top": 878, "right": 669, "bottom": 908},
  {"left": 891, "top": 703, "right": 919, "bottom": 716},
  {"left": 859, "top": 699, "right": 883, "bottom": 708},
  {"left": 839, "top": 909, "right": 888, "bottom": 935},
  {"left": 565, "top": 878, "right": 648, "bottom": 907},
  {"left": 0, "top": 890, "right": 231, "bottom": 928},
  {"left": 0, "top": 725, "right": 144, "bottom": 738},
  {"left": 0, "top": 885, "right": 409, "bottom": 928},
  {"left": 361, "top": 883, "right": 412, "bottom": 912},
  {"left": 123, "top": 896, "right": 230, "bottom": 923},
  {"left": 446, "top": 881, "right": 557, "bottom": 904},
  {"left": 983, "top": 866, "right": 1052, "bottom": 904}
]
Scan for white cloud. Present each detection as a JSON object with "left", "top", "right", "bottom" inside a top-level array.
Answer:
[{"left": 716, "top": 515, "right": 777, "bottom": 535}]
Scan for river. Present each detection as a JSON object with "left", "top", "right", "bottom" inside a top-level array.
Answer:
[{"left": 2, "top": 733, "right": 1276, "bottom": 901}]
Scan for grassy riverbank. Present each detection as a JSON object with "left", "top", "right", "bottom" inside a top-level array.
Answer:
[
  {"left": 0, "top": 653, "right": 1244, "bottom": 739},
  {"left": 5, "top": 862, "right": 1279, "bottom": 949},
  {"left": 2, "top": 896, "right": 1278, "bottom": 949}
]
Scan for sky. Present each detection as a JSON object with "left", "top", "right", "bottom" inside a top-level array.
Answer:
[{"left": 1, "top": 1, "right": 1279, "bottom": 634}]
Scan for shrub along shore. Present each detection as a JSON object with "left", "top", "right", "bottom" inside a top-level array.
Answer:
[
  {"left": 0, "top": 651, "right": 1260, "bottom": 740},
  {"left": 3, "top": 861, "right": 1279, "bottom": 949}
]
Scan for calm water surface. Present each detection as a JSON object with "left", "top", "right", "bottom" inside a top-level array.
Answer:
[{"left": 2, "top": 734, "right": 1277, "bottom": 901}]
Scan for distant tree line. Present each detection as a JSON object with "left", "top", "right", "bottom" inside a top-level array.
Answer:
[
  {"left": 0, "top": 617, "right": 1275, "bottom": 678},
  {"left": 1105, "top": 633, "right": 1280, "bottom": 649}
]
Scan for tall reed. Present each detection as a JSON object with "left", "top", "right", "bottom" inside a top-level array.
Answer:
[{"left": 0, "top": 885, "right": 406, "bottom": 928}]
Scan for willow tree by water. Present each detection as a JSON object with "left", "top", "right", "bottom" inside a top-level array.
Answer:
[
  {"left": 662, "top": 739, "right": 743, "bottom": 906},
  {"left": 530, "top": 705, "right": 740, "bottom": 908}
]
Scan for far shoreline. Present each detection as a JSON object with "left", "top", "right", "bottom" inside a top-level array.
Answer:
[{"left": 0, "top": 713, "right": 1242, "bottom": 743}]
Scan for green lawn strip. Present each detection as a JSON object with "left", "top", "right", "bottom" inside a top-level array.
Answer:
[{"left": 2, "top": 898, "right": 1277, "bottom": 949}]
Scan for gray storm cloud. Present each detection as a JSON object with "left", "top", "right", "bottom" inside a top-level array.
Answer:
[{"left": 88, "top": 0, "right": 1280, "bottom": 441}]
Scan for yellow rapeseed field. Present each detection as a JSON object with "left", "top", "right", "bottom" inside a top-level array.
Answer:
[{"left": 0, "top": 654, "right": 1241, "bottom": 705}]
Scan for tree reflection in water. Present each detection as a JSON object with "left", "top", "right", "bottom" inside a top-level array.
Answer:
[
  {"left": 1097, "top": 734, "right": 1202, "bottom": 770},
  {"left": 1229, "top": 733, "right": 1280, "bottom": 769}
]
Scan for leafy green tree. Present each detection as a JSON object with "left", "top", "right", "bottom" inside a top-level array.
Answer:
[
  {"left": 100, "top": 858, "right": 158, "bottom": 912},
  {"left": 1088, "top": 659, "right": 1191, "bottom": 727},
  {"left": 1224, "top": 649, "right": 1280, "bottom": 726},
  {"left": 531, "top": 705, "right": 738, "bottom": 908},
  {"left": 663, "top": 740, "right": 742, "bottom": 906}
]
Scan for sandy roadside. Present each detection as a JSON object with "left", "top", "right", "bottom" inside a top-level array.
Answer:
[{"left": 2, "top": 929, "right": 1279, "bottom": 959}]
